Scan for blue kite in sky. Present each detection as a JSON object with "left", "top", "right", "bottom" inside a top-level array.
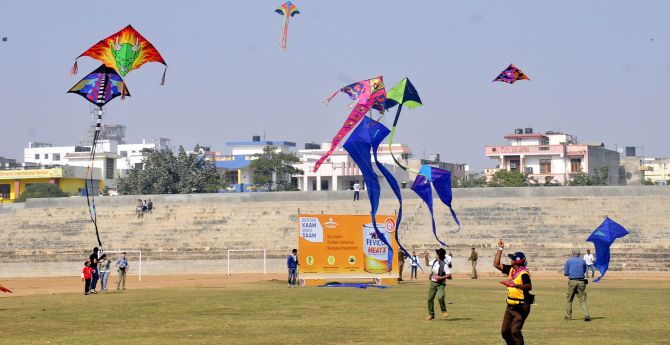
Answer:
[{"left": 586, "top": 217, "right": 629, "bottom": 282}]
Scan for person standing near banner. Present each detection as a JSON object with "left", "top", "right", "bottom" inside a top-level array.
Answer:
[
  {"left": 409, "top": 251, "right": 419, "bottom": 279},
  {"left": 352, "top": 181, "right": 361, "bottom": 201},
  {"left": 494, "top": 239, "right": 533, "bottom": 345},
  {"left": 287, "top": 249, "right": 299, "bottom": 288},
  {"left": 423, "top": 248, "right": 451, "bottom": 320},
  {"left": 398, "top": 251, "right": 407, "bottom": 281}
]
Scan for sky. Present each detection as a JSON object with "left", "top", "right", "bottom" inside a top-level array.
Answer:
[{"left": 0, "top": 1, "right": 668, "bottom": 170}]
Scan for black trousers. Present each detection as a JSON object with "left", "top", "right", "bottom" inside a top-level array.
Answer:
[
  {"left": 501, "top": 303, "right": 531, "bottom": 345},
  {"left": 84, "top": 278, "right": 91, "bottom": 293},
  {"left": 353, "top": 191, "right": 360, "bottom": 201}
]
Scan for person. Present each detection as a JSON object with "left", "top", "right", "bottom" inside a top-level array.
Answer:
[
  {"left": 88, "top": 247, "right": 100, "bottom": 293},
  {"left": 142, "top": 200, "right": 148, "bottom": 213},
  {"left": 583, "top": 249, "right": 596, "bottom": 279},
  {"left": 446, "top": 251, "right": 454, "bottom": 280},
  {"left": 147, "top": 199, "right": 154, "bottom": 214},
  {"left": 493, "top": 239, "right": 533, "bottom": 345},
  {"left": 398, "top": 251, "right": 407, "bottom": 281},
  {"left": 117, "top": 252, "right": 129, "bottom": 290},
  {"left": 353, "top": 181, "right": 361, "bottom": 201},
  {"left": 136, "top": 199, "right": 144, "bottom": 218},
  {"left": 423, "top": 248, "right": 452, "bottom": 320},
  {"left": 468, "top": 247, "right": 479, "bottom": 279},
  {"left": 409, "top": 251, "right": 419, "bottom": 280},
  {"left": 564, "top": 250, "right": 590, "bottom": 321},
  {"left": 82, "top": 260, "right": 94, "bottom": 295},
  {"left": 98, "top": 253, "right": 111, "bottom": 291},
  {"left": 287, "top": 249, "right": 299, "bottom": 288}
]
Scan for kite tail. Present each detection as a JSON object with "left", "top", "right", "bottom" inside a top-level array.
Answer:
[
  {"left": 70, "top": 60, "right": 78, "bottom": 76},
  {"left": 160, "top": 67, "right": 167, "bottom": 85},
  {"left": 280, "top": 16, "right": 289, "bottom": 51},
  {"left": 412, "top": 175, "right": 448, "bottom": 247},
  {"left": 85, "top": 108, "right": 103, "bottom": 248}
]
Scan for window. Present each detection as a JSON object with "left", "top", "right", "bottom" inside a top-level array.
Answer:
[
  {"left": 120, "top": 151, "right": 128, "bottom": 157},
  {"left": 0, "top": 184, "right": 10, "bottom": 199},
  {"left": 105, "top": 158, "right": 115, "bottom": 180},
  {"left": 539, "top": 146, "right": 549, "bottom": 151},
  {"left": 509, "top": 159, "right": 520, "bottom": 172},
  {"left": 134, "top": 163, "right": 144, "bottom": 170},
  {"left": 540, "top": 159, "right": 551, "bottom": 174},
  {"left": 570, "top": 159, "right": 582, "bottom": 173},
  {"left": 44, "top": 154, "right": 49, "bottom": 159},
  {"left": 53, "top": 153, "right": 60, "bottom": 161},
  {"left": 492, "top": 148, "right": 497, "bottom": 152},
  {"left": 35, "top": 154, "right": 39, "bottom": 159}
]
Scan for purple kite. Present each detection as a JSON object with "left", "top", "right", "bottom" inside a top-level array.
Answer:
[{"left": 493, "top": 64, "right": 530, "bottom": 84}]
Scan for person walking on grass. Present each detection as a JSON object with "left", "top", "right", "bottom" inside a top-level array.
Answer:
[
  {"left": 82, "top": 260, "right": 94, "bottom": 295},
  {"left": 98, "top": 254, "right": 111, "bottom": 291},
  {"left": 287, "top": 249, "right": 299, "bottom": 288},
  {"left": 564, "top": 250, "right": 590, "bottom": 321},
  {"left": 494, "top": 239, "right": 533, "bottom": 345},
  {"left": 423, "top": 248, "right": 452, "bottom": 320},
  {"left": 117, "top": 252, "right": 129, "bottom": 290},
  {"left": 468, "top": 247, "right": 479, "bottom": 279},
  {"left": 398, "top": 250, "right": 407, "bottom": 281}
]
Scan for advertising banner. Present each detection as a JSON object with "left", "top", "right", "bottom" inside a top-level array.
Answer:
[{"left": 298, "top": 214, "right": 399, "bottom": 281}]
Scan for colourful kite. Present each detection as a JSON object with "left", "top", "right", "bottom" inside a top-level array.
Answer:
[
  {"left": 71, "top": 25, "right": 167, "bottom": 83},
  {"left": 586, "top": 217, "right": 629, "bottom": 282},
  {"left": 493, "top": 64, "right": 530, "bottom": 84},
  {"left": 68, "top": 65, "right": 131, "bottom": 106},
  {"left": 384, "top": 77, "right": 422, "bottom": 169},
  {"left": 275, "top": 1, "right": 300, "bottom": 51},
  {"left": 313, "top": 76, "right": 385, "bottom": 172}
]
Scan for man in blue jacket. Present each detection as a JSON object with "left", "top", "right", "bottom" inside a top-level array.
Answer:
[
  {"left": 564, "top": 250, "right": 590, "bottom": 321},
  {"left": 287, "top": 249, "right": 299, "bottom": 288}
]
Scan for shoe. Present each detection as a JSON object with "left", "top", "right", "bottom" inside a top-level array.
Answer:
[
  {"left": 424, "top": 315, "right": 434, "bottom": 321},
  {"left": 89, "top": 290, "right": 97, "bottom": 294},
  {"left": 584, "top": 316, "right": 591, "bottom": 322},
  {"left": 84, "top": 292, "right": 89, "bottom": 295},
  {"left": 441, "top": 312, "right": 449, "bottom": 319}
]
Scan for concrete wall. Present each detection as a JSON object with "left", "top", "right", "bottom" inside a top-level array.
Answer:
[{"left": 1, "top": 186, "right": 668, "bottom": 277}]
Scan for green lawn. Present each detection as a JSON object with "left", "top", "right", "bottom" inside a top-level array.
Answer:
[{"left": 1, "top": 278, "right": 668, "bottom": 344}]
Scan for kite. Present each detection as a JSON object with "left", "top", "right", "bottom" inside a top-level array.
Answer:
[
  {"left": 68, "top": 65, "right": 131, "bottom": 106},
  {"left": 0, "top": 284, "right": 12, "bottom": 293},
  {"left": 586, "top": 217, "right": 629, "bottom": 282},
  {"left": 71, "top": 25, "right": 167, "bottom": 84},
  {"left": 343, "top": 116, "right": 405, "bottom": 270},
  {"left": 313, "top": 76, "right": 386, "bottom": 172},
  {"left": 493, "top": 64, "right": 530, "bottom": 84},
  {"left": 384, "top": 77, "right": 422, "bottom": 169},
  {"left": 411, "top": 165, "right": 461, "bottom": 246},
  {"left": 275, "top": 1, "right": 300, "bottom": 51},
  {"left": 67, "top": 64, "right": 130, "bottom": 248}
]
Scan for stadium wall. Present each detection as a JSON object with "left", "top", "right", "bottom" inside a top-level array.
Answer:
[{"left": 0, "top": 186, "right": 668, "bottom": 277}]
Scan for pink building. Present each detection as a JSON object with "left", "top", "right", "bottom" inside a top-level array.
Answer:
[{"left": 485, "top": 128, "right": 620, "bottom": 185}]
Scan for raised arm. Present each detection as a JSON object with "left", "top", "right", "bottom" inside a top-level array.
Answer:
[{"left": 493, "top": 239, "right": 505, "bottom": 271}]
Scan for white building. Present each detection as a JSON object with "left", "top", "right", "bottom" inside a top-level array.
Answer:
[{"left": 292, "top": 142, "right": 411, "bottom": 191}]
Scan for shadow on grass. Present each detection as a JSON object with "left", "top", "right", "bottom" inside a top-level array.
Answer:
[{"left": 443, "top": 317, "right": 473, "bottom": 321}]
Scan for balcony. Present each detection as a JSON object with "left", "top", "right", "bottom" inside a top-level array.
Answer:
[{"left": 486, "top": 144, "right": 588, "bottom": 157}]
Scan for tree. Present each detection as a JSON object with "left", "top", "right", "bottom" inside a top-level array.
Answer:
[
  {"left": 249, "top": 146, "right": 303, "bottom": 191},
  {"left": 487, "top": 170, "right": 527, "bottom": 187},
  {"left": 568, "top": 167, "right": 609, "bottom": 186},
  {"left": 16, "top": 183, "right": 69, "bottom": 202},
  {"left": 453, "top": 176, "right": 487, "bottom": 188},
  {"left": 643, "top": 178, "right": 656, "bottom": 186},
  {"left": 117, "top": 145, "right": 224, "bottom": 195}
]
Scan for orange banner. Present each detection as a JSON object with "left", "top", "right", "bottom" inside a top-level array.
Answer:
[{"left": 298, "top": 214, "right": 399, "bottom": 280}]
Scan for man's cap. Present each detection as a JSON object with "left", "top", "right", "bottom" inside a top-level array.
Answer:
[{"left": 507, "top": 252, "right": 526, "bottom": 263}]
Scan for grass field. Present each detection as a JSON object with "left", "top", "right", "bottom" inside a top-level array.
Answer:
[{"left": 1, "top": 276, "right": 669, "bottom": 345}]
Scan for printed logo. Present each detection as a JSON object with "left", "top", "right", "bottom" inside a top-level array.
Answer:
[
  {"left": 324, "top": 217, "right": 338, "bottom": 229},
  {"left": 384, "top": 217, "right": 396, "bottom": 233}
]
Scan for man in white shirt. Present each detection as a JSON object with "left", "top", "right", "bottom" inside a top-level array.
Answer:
[
  {"left": 583, "top": 249, "right": 596, "bottom": 278},
  {"left": 423, "top": 248, "right": 452, "bottom": 320},
  {"left": 352, "top": 181, "right": 361, "bottom": 201}
]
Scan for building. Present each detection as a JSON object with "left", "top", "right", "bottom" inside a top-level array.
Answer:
[
  {"left": 292, "top": 142, "right": 411, "bottom": 191},
  {"left": 0, "top": 156, "right": 17, "bottom": 169},
  {"left": 214, "top": 136, "right": 297, "bottom": 190},
  {"left": 406, "top": 157, "right": 468, "bottom": 183},
  {"left": 641, "top": 158, "right": 670, "bottom": 185},
  {"left": 0, "top": 166, "right": 102, "bottom": 203},
  {"left": 485, "top": 128, "right": 620, "bottom": 185}
]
